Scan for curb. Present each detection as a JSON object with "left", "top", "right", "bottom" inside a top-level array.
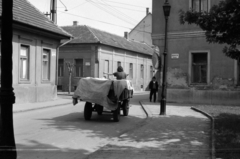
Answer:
[
  {"left": 139, "top": 101, "right": 149, "bottom": 118},
  {"left": 191, "top": 107, "right": 215, "bottom": 159},
  {"left": 13, "top": 101, "right": 72, "bottom": 113}
]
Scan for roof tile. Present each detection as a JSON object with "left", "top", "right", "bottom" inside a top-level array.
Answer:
[
  {"left": 0, "top": 0, "right": 71, "bottom": 38},
  {"left": 61, "top": 25, "right": 154, "bottom": 55}
]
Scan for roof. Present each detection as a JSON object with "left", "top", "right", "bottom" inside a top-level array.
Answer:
[
  {"left": 0, "top": 0, "right": 71, "bottom": 38},
  {"left": 61, "top": 25, "right": 154, "bottom": 55}
]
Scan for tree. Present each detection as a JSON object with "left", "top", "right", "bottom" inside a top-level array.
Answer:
[
  {"left": 66, "top": 62, "right": 74, "bottom": 94},
  {"left": 179, "top": 0, "right": 240, "bottom": 60}
]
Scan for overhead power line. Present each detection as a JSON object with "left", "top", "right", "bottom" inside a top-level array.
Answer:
[
  {"left": 99, "top": 0, "right": 147, "bottom": 8},
  {"left": 90, "top": 0, "right": 145, "bottom": 12},
  {"left": 87, "top": 0, "right": 136, "bottom": 26},
  {"left": 68, "top": 1, "right": 87, "bottom": 11},
  {"left": 57, "top": 10, "right": 151, "bottom": 34},
  {"left": 59, "top": 0, "right": 68, "bottom": 11},
  {"left": 97, "top": 0, "right": 138, "bottom": 23},
  {"left": 58, "top": 10, "right": 133, "bottom": 29},
  {"left": 58, "top": 1, "right": 87, "bottom": 16}
]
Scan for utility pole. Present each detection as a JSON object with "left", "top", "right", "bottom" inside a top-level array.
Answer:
[
  {"left": 0, "top": 0, "right": 17, "bottom": 158},
  {"left": 50, "top": 0, "right": 57, "bottom": 23}
]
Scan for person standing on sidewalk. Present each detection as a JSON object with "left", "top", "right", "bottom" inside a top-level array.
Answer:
[{"left": 148, "top": 76, "right": 158, "bottom": 102}]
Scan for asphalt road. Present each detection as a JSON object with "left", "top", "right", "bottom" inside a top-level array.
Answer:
[{"left": 14, "top": 93, "right": 149, "bottom": 159}]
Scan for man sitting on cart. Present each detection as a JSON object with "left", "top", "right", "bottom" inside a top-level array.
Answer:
[{"left": 104, "top": 66, "right": 128, "bottom": 80}]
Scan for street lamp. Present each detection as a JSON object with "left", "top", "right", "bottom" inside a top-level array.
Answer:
[{"left": 160, "top": 0, "right": 171, "bottom": 115}]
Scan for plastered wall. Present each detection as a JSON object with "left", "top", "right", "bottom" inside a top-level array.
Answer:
[
  {"left": 4, "top": 29, "right": 60, "bottom": 103},
  {"left": 59, "top": 44, "right": 154, "bottom": 92}
]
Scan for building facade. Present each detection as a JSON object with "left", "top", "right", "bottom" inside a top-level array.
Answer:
[
  {"left": 59, "top": 24, "right": 154, "bottom": 92},
  {"left": 129, "top": 9, "right": 153, "bottom": 46},
  {"left": 152, "top": 0, "right": 240, "bottom": 105},
  {"left": 0, "top": 0, "right": 71, "bottom": 103}
]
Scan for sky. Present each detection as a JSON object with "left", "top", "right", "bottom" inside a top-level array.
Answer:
[{"left": 28, "top": 0, "right": 152, "bottom": 37}]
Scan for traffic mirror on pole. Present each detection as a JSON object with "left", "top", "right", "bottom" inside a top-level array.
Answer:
[{"left": 152, "top": 46, "right": 161, "bottom": 70}]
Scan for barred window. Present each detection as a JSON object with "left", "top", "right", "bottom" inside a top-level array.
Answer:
[
  {"left": 129, "top": 63, "right": 133, "bottom": 79},
  {"left": 104, "top": 60, "right": 109, "bottom": 79},
  {"left": 20, "top": 45, "right": 30, "bottom": 80},
  {"left": 42, "top": 49, "right": 50, "bottom": 80},
  {"left": 140, "top": 64, "right": 144, "bottom": 78},
  {"left": 192, "top": 53, "right": 207, "bottom": 83}
]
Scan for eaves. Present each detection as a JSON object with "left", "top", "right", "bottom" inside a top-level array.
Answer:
[
  {"left": 64, "top": 41, "right": 152, "bottom": 56},
  {"left": 0, "top": 19, "right": 72, "bottom": 40}
]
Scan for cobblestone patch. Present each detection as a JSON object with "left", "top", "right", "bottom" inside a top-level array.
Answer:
[{"left": 85, "top": 103, "right": 211, "bottom": 159}]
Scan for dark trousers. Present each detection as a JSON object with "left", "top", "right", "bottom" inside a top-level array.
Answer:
[{"left": 150, "top": 89, "right": 157, "bottom": 102}]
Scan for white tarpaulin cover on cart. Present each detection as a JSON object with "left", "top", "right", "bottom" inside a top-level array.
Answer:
[{"left": 73, "top": 77, "right": 133, "bottom": 110}]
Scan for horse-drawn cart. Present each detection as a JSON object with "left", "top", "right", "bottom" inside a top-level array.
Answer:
[{"left": 72, "top": 77, "right": 133, "bottom": 122}]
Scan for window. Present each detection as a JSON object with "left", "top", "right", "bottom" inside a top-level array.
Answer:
[
  {"left": 42, "top": 49, "right": 50, "bottom": 80},
  {"left": 104, "top": 60, "right": 109, "bottom": 78},
  {"left": 20, "top": 45, "right": 30, "bottom": 80},
  {"left": 129, "top": 63, "right": 133, "bottom": 79},
  {"left": 192, "top": 53, "right": 207, "bottom": 83},
  {"left": 192, "top": 0, "right": 209, "bottom": 12},
  {"left": 140, "top": 64, "right": 144, "bottom": 78},
  {"left": 117, "top": 61, "right": 121, "bottom": 67},
  {"left": 75, "top": 59, "right": 83, "bottom": 77},
  {"left": 150, "top": 66, "right": 153, "bottom": 79},
  {"left": 58, "top": 59, "right": 64, "bottom": 77}
]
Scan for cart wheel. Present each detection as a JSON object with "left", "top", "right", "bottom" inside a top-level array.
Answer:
[
  {"left": 84, "top": 102, "right": 92, "bottom": 120},
  {"left": 122, "top": 99, "right": 129, "bottom": 116},
  {"left": 96, "top": 105, "right": 103, "bottom": 115},
  {"left": 113, "top": 104, "right": 120, "bottom": 122}
]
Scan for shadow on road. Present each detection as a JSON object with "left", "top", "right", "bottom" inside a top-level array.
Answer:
[
  {"left": 88, "top": 114, "right": 211, "bottom": 159},
  {"left": 16, "top": 107, "right": 147, "bottom": 159},
  {"left": 38, "top": 110, "right": 147, "bottom": 137},
  {"left": 16, "top": 93, "right": 211, "bottom": 159},
  {"left": 16, "top": 140, "right": 89, "bottom": 159}
]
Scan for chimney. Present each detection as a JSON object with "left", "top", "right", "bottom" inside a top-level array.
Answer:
[
  {"left": 146, "top": 8, "right": 149, "bottom": 15},
  {"left": 73, "top": 21, "right": 78, "bottom": 26},
  {"left": 124, "top": 32, "right": 129, "bottom": 39}
]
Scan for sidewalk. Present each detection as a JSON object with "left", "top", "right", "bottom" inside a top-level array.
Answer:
[
  {"left": 13, "top": 97, "right": 72, "bottom": 113},
  {"left": 85, "top": 101, "right": 212, "bottom": 159}
]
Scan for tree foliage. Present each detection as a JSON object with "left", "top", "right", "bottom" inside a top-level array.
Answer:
[{"left": 179, "top": 0, "right": 240, "bottom": 60}]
